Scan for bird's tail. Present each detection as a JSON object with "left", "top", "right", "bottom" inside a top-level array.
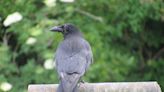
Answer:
[{"left": 57, "top": 73, "right": 80, "bottom": 92}]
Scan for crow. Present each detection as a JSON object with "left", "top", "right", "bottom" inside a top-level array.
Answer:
[{"left": 50, "top": 23, "right": 93, "bottom": 92}]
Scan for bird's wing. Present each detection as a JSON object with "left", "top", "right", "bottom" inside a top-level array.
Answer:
[
  {"left": 84, "top": 40, "right": 93, "bottom": 72},
  {"left": 55, "top": 38, "right": 92, "bottom": 76},
  {"left": 55, "top": 38, "right": 92, "bottom": 92}
]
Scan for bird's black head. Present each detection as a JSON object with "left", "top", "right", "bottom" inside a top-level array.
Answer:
[{"left": 50, "top": 23, "right": 80, "bottom": 36}]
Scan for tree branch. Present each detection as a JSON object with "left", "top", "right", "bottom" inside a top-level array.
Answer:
[
  {"left": 153, "top": 47, "right": 164, "bottom": 59},
  {"left": 75, "top": 8, "right": 103, "bottom": 22}
]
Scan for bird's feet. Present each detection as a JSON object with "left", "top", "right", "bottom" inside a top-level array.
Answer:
[
  {"left": 80, "top": 79, "right": 86, "bottom": 84},
  {"left": 78, "top": 79, "right": 87, "bottom": 88}
]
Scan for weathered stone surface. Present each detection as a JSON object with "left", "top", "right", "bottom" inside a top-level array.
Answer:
[{"left": 28, "top": 82, "right": 161, "bottom": 92}]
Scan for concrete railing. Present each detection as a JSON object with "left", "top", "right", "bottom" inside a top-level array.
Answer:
[{"left": 28, "top": 82, "right": 161, "bottom": 92}]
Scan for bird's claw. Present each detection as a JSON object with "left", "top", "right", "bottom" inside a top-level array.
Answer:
[
  {"left": 80, "top": 80, "right": 86, "bottom": 84},
  {"left": 78, "top": 79, "right": 88, "bottom": 88}
]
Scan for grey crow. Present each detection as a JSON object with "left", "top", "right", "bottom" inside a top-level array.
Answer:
[{"left": 50, "top": 23, "right": 93, "bottom": 92}]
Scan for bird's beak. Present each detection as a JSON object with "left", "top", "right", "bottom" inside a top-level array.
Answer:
[{"left": 50, "top": 26, "right": 63, "bottom": 32}]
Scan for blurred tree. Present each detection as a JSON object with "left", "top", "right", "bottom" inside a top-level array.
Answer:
[{"left": 0, "top": 0, "right": 163, "bottom": 92}]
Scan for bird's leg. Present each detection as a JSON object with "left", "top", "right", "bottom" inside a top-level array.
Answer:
[
  {"left": 80, "top": 79, "right": 86, "bottom": 83},
  {"left": 79, "top": 78, "right": 87, "bottom": 84},
  {"left": 78, "top": 78, "right": 87, "bottom": 88},
  {"left": 78, "top": 78, "right": 88, "bottom": 91}
]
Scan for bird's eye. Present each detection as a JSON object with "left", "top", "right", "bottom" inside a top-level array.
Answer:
[
  {"left": 62, "top": 25, "right": 68, "bottom": 33},
  {"left": 60, "top": 25, "right": 64, "bottom": 28}
]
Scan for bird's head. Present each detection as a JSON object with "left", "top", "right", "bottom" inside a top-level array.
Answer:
[{"left": 50, "top": 23, "right": 80, "bottom": 36}]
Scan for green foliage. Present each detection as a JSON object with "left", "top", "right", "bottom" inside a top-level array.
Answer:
[{"left": 0, "top": 0, "right": 164, "bottom": 92}]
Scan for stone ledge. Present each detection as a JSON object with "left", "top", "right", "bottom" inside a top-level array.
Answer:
[{"left": 28, "top": 82, "right": 161, "bottom": 92}]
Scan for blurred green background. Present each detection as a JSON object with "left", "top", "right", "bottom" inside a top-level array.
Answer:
[{"left": 0, "top": 0, "right": 164, "bottom": 92}]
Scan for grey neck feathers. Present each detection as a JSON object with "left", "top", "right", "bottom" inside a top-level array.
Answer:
[{"left": 63, "top": 31, "right": 83, "bottom": 39}]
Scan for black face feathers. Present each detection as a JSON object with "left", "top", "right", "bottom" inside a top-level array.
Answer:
[{"left": 50, "top": 23, "right": 80, "bottom": 34}]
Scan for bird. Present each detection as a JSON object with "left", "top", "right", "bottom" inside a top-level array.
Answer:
[{"left": 50, "top": 23, "right": 93, "bottom": 92}]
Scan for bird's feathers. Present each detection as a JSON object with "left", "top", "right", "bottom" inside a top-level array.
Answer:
[
  {"left": 53, "top": 24, "right": 93, "bottom": 92},
  {"left": 55, "top": 36, "right": 92, "bottom": 75},
  {"left": 58, "top": 73, "right": 80, "bottom": 92}
]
